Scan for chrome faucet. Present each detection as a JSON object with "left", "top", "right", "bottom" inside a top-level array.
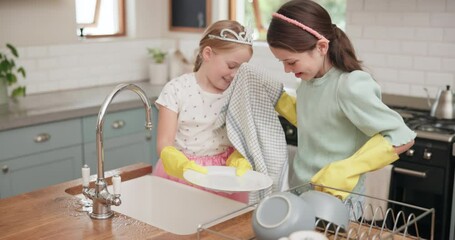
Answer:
[{"left": 82, "top": 83, "right": 153, "bottom": 219}]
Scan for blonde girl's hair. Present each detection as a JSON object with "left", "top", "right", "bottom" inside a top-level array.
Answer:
[{"left": 193, "top": 20, "right": 253, "bottom": 72}]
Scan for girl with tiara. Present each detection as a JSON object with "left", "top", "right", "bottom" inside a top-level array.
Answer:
[{"left": 153, "top": 20, "right": 254, "bottom": 203}]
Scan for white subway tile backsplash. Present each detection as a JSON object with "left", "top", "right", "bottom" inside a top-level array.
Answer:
[
  {"left": 389, "top": 0, "right": 417, "bottom": 12},
  {"left": 410, "top": 84, "right": 433, "bottom": 98},
  {"left": 374, "top": 40, "right": 401, "bottom": 54},
  {"left": 364, "top": 0, "right": 388, "bottom": 11},
  {"left": 415, "top": 28, "right": 444, "bottom": 41},
  {"left": 361, "top": 53, "right": 387, "bottom": 67},
  {"left": 350, "top": 12, "right": 376, "bottom": 25},
  {"left": 387, "top": 27, "right": 415, "bottom": 41},
  {"left": 18, "top": 39, "right": 167, "bottom": 94},
  {"left": 346, "top": 0, "right": 455, "bottom": 97},
  {"left": 417, "top": 0, "right": 446, "bottom": 12},
  {"left": 386, "top": 55, "right": 413, "bottom": 68},
  {"left": 363, "top": 26, "right": 388, "bottom": 39},
  {"left": 402, "top": 13, "right": 430, "bottom": 27},
  {"left": 398, "top": 70, "right": 426, "bottom": 84},
  {"left": 442, "top": 58, "right": 455, "bottom": 72},
  {"left": 375, "top": 13, "right": 402, "bottom": 26},
  {"left": 346, "top": 0, "right": 363, "bottom": 11},
  {"left": 370, "top": 67, "right": 399, "bottom": 81},
  {"left": 414, "top": 56, "right": 442, "bottom": 71},
  {"left": 382, "top": 82, "right": 411, "bottom": 95},
  {"left": 426, "top": 72, "right": 455, "bottom": 86},
  {"left": 429, "top": 43, "right": 455, "bottom": 57},
  {"left": 401, "top": 41, "right": 428, "bottom": 55},
  {"left": 445, "top": 28, "right": 455, "bottom": 41},
  {"left": 430, "top": 13, "right": 455, "bottom": 27},
  {"left": 345, "top": 25, "right": 362, "bottom": 37}
]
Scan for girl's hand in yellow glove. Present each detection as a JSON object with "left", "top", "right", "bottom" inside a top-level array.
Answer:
[
  {"left": 226, "top": 150, "right": 253, "bottom": 176},
  {"left": 311, "top": 134, "right": 399, "bottom": 200},
  {"left": 275, "top": 92, "right": 297, "bottom": 127},
  {"left": 160, "top": 146, "right": 207, "bottom": 179}
]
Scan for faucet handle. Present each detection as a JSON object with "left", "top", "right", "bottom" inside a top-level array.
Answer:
[
  {"left": 82, "top": 164, "right": 90, "bottom": 187},
  {"left": 112, "top": 175, "right": 121, "bottom": 195}
]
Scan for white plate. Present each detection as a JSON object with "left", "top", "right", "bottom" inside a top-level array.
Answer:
[{"left": 184, "top": 166, "right": 273, "bottom": 192}]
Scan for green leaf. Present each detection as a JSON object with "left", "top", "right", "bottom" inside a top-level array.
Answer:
[
  {"left": 18, "top": 67, "right": 26, "bottom": 78},
  {"left": 6, "top": 43, "right": 19, "bottom": 58},
  {"left": 6, "top": 73, "right": 17, "bottom": 85},
  {"left": 1, "top": 43, "right": 26, "bottom": 98},
  {"left": 11, "top": 86, "right": 26, "bottom": 98}
]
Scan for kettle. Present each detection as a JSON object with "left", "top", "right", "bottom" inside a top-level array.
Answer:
[{"left": 425, "top": 85, "right": 454, "bottom": 119}]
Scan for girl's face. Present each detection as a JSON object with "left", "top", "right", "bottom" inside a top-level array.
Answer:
[
  {"left": 199, "top": 46, "right": 252, "bottom": 93},
  {"left": 269, "top": 45, "right": 327, "bottom": 81}
]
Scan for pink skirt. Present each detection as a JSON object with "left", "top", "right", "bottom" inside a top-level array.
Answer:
[{"left": 153, "top": 147, "right": 249, "bottom": 203}]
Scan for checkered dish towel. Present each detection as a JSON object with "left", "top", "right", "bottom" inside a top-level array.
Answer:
[{"left": 215, "top": 63, "right": 288, "bottom": 203}]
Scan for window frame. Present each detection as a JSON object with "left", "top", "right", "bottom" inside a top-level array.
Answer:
[{"left": 76, "top": 0, "right": 126, "bottom": 39}]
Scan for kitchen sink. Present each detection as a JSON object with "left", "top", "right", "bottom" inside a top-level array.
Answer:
[{"left": 72, "top": 175, "right": 249, "bottom": 235}]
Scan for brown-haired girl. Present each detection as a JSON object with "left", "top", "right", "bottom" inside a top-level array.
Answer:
[
  {"left": 268, "top": 0, "right": 416, "bottom": 201},
  {"left": 153, "top": 20, "right": 253, "bottom": 203}
]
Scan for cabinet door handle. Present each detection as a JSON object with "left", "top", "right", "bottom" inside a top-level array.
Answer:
[
  {"left": 393, "top": 167, "right": 427, "bottom": 178},
  {"left": 111, "top": 120, "right": 125, "bottom": 129},
  {"left": 34, "top": 133, "right": 51, "bottom": 143},
  {"left": 2, "top": 165, "right": 8, "bottom": 174}
]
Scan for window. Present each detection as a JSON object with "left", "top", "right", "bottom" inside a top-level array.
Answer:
[
  {"left": 75, "top": 0, "right": 126, "bottom": 38},
  {"left": 230, "top": 0, "right": 346, "bottom": 41}
]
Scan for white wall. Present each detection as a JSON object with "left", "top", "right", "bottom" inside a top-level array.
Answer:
[
  {"left": 0, "top": 0, "right": 453, "bottom": 97},
  {"left": 346, "top": 0, "right": 455, "bottom": 98}
]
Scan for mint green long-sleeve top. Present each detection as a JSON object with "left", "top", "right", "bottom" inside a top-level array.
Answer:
[{"left": 290, "top": 67, "right": 416, "bottom": 194}]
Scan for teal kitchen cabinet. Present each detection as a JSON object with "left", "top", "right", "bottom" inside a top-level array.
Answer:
[
  {"left": 0, "top": 119, "right": 83, "bottom": 198},
  {"left": 82, "top": 107, "right": 158, "bottom": 172}
]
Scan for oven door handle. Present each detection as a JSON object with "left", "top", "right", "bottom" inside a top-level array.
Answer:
[{"left": 393, "top": 167, "right": 427, "bottom": 178}]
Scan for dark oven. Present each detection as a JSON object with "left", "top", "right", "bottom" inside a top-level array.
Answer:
[{"left": 389, "top": 107, "right": 455, "bottom": 240}]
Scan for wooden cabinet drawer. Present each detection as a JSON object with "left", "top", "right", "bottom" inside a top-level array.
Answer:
[
  {"left": 0, "top": 119, "right": 82, "bottom": 161},
  {"left": 82, "top": 108, "right": 150, "bottom": 143}
]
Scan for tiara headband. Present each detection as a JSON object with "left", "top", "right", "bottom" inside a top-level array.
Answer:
[
  {"left": 272, "top": 13, "right": 329, "bottom": 42},
  {"left": 208, "top": 28, "right": 253, "bottom": 46}
]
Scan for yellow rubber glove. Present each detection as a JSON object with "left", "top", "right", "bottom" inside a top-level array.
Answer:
[
  {"left": 311, "top": 134, "right": 399, "bottom": 200},
  {"left": 275, "top": 91, "right": 297, "bottom": 127},
  {"left": 160, "top": 146, "right": 208, "bottom": 179},
  {"left": 226, "top": 150, "right": 253, "bottom": 176}
]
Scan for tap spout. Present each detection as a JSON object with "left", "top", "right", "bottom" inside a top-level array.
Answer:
[
  {"left": 85, "top": 83, "right": 152, "bottom": 220},
  {"left": 96, "top": 83, "right": 153, "bottom": 179}
]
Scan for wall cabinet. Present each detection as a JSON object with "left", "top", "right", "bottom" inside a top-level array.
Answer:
[{"left": 0, "top": 106, "right": 158, "bottom": 199}]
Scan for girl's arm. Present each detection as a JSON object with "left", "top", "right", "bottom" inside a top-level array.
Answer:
[
  {"left": 156, "top": 104, "right": 178, "bottom": 156},
  {"left": 394, "top": 139, "right": 415, "bottom": 155}
]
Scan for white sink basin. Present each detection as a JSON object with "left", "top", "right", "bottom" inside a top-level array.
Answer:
[{"left": 76, "top": 175, "right": 249, "bottom": 235}]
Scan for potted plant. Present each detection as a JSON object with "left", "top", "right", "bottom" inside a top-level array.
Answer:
[
  {"left": 0, "top": 43, "right": 26, "bottom": 112},
  {"left": 147, "top": 48, "right": 168, "bottom": 85}
]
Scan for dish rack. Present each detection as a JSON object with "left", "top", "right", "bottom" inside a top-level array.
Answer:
[{"left": 196, "top": 183, "right": 435, "bottom": 240}]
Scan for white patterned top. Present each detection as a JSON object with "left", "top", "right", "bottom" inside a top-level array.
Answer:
[{"left": 155, "top": 72, "right": 231, "bottom": 156}]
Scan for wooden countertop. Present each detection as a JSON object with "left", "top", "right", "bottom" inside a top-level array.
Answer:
[
  {"left": 0, "top": 162, "right": 422, "bottom": 240},
  {"left": 0, "top": 163, "right": 256, "bottom": 240}
]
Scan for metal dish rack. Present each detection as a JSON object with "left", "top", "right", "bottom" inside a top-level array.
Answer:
[{"left": 196, "top": 183, "right": 435, "bottom": 240}]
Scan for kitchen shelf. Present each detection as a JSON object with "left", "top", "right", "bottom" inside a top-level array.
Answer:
[{"left": 196, "top": 183, "right": 435, "bottom": 240}]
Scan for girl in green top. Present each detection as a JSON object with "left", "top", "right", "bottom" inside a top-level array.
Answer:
[{"left": 269, "top": 0, "right": 416, "bottom": 201}]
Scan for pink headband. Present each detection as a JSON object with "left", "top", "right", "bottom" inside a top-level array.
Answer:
[{"left": 272, "top": 13, "right": 329, "bottom": 42}]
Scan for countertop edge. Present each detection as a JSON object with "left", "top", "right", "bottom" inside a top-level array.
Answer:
[{"left": 0, "top": 81, "right": 163, "bottom": 131}]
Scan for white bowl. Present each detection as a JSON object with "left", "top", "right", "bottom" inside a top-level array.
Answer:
[
  {"left": 252, "top": 192, "right": 316, "bottom": 240},
  {"left": 284, "top": 230, "right": 328, "bottom": 240},
  {"left": 299, "top": 190, "right": 350, "bottom": 231}
]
